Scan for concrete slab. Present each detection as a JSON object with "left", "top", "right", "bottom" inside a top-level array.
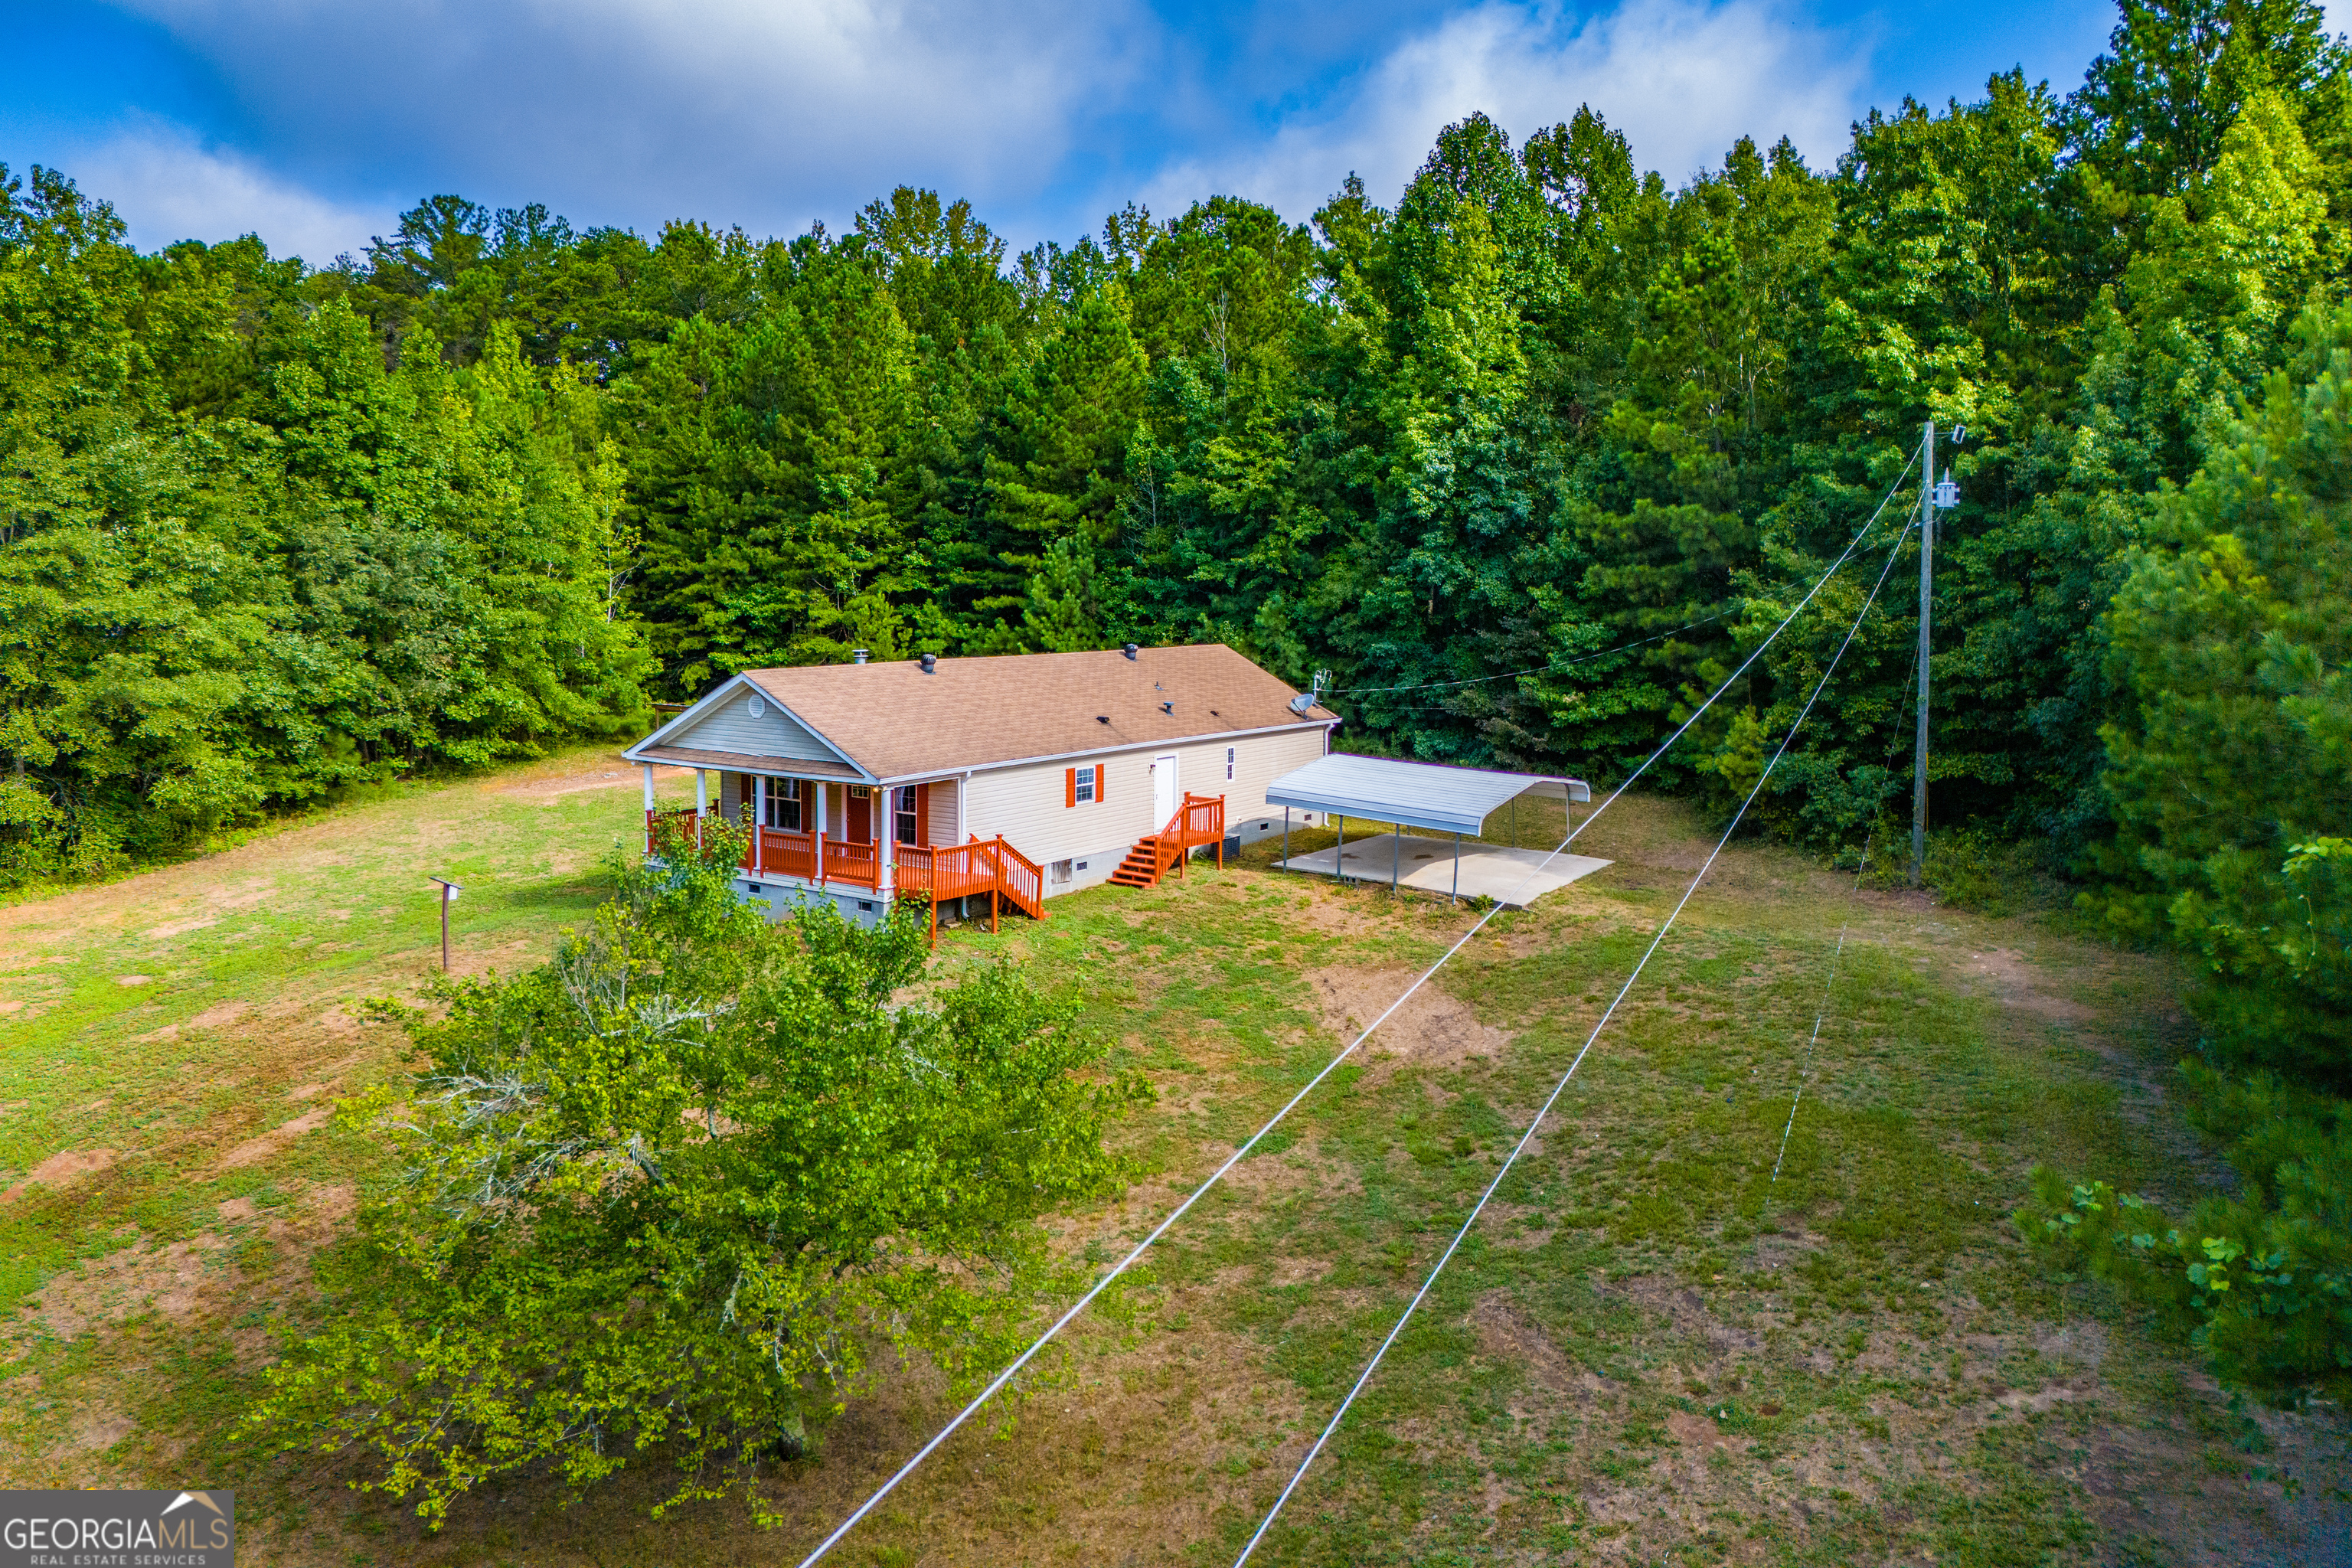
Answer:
[{"left": 1278, "top": 833, "right": 1612, "bottom": 906}]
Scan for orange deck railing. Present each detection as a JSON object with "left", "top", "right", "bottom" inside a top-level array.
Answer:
[
  {"left": 821, "top": 837, "right": 880, "bottom": 889},
  {"left": 756, "top": 828, "right": 818, "bottom": 880},
  {"left": 893, "top": 835, "right": 1046, "bottom": 941},
  {"left": 650, "top": 809, "right": 1046, "bottom": 942}
]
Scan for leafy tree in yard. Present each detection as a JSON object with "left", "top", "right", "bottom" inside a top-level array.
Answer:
[{"left": 247, "top": 821, "right": 1148, "bottom": 1523}]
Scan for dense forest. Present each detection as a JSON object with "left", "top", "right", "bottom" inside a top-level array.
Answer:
[{"left": 4, "top": 0, "right": 2350, "bottom": 1390}]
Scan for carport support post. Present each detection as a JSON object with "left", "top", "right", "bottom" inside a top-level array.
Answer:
[
  {"left": 1282, "top": 807, "right": 1290, "bottom": 869},
  {"left": 1452, "top": 832, "right": 1461, "bottom": 904},
  {"left": 1391, "top": 822, "right": 1400, "bottom": 894},
  {"left": 1335, "top": 815, "right": 1345, "bottom": 883}
]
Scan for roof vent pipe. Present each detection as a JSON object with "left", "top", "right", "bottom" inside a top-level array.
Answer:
[
  {"left": 920, "top": 652, "right": 936, "bottom": 674},
  {"left": 1122, "top": 642, "right": 1138, "bottom": 660},
  {"left": 852, "top": 648, "right": 869, "bottom": 664}
]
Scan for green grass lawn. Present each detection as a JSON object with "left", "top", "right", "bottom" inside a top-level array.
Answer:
[{"left": 2, "top": 756, "right": 2346, "bottom": 1564}]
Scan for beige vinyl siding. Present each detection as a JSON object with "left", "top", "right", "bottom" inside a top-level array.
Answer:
[
  {"left": 964, "top": 756, "right": 1145, "bottom": 872},
  {"left": 963, "top": 726, "right": 1331, "bottom": 895},
  {"left": 919, "top": 776, "right": 960, "bottom": 844},
  {"left": 676, "top": 685, "right": 843, "bottom": 764}
]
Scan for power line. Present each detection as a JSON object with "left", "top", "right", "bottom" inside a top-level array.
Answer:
[
  {"left": 1774, "top": 822, "right": 1874, "bottom": 1184},
  {"left": 1771, "top": 622, "right": 1921, "bottom": 1183},
  {"left": 789, "top": 449, "right": 1922, "bottom": 1568},
  {"left": 1321, "top": 609, "right": 1734, "bottom": 699},
  {"left": 1230, "top": 506, "right": 1921, "bottom": 1566}
]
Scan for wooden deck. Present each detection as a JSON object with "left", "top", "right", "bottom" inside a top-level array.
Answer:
[{"left": 645, "top": 810, "right": 1043, "bottom": 939}]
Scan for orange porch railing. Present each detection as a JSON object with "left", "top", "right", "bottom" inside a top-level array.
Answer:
[
  {"left": 756, "top": 828, "right": 818, "bottom": 880},
  {"left": 645, "top": 806, "right": 702, "bottom": 854},
  {"left": 822, "top": 837, "right": 881, "bottom": 889},
  {"left": 893, "top": 835, "right": 1047, "bottom": 942},
  {"left": 650, "top": 808, "right": 1046, "bottom": 943}
]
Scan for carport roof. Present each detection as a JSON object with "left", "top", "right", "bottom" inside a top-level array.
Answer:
[{"left": 1266, "top": 753, "right": 1589, "bottom": 837}]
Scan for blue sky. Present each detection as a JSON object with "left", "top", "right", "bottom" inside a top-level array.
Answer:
[{"left": 0, "top": 0, "right": 2177, "bottom": 264}]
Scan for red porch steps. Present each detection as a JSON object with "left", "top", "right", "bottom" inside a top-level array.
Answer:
[
  {"left": 1108, "top": 838, "right": 1172, "bottom": 888},
  {"left": 1109, "top": 794, "right": 1227, "bottom": 890}
]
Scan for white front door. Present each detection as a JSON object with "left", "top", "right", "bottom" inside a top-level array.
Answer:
[{"left": 1153, "top": 753, "right": 1179, "bottom": 827}]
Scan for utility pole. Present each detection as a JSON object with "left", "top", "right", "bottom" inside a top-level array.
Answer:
[{"left": 1911, "top": 420, "right": 1935, "bottom": 887}]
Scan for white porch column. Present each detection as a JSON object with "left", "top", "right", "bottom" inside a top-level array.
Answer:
[
  {"left": 695, "top": 769, "right": 708, "bottom": 849},
  {"left": 642, "top": 764, "right": 656, "bottom": 856},
  {"left": 753, "top": 776, "right": 766, "bottom": 874},
  {"left": 815, "top": 779, "right": 828, "bottom": 883},
  {"left": 879, "top": 787, "right": 896, "bottom": 892}
]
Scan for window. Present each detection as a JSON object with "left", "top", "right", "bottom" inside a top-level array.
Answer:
[
  {"left": 1226, "top": 746, "right": 1236, "bottom": 781},
  {"left": 893, "top": 786, "right": 919, "bottom": 845},
  {"left": 764, "top": 779, "right": 802, "bottom": 831},
  {"left": 1075, "top": 765, "right": 1096, "bottom": 804}
]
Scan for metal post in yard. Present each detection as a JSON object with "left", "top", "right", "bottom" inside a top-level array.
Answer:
[
  {"left": 1391, "top": 822, "right": 1400, "bottom": 894},
  {"left": 428, "top": 877, "right": 460, "bottom": 972},
  {"left": 1282, "top": 806, "right": 1291, "bottom": 870},
  {"left": 1452, "top": 833, "right": 1461, "bottom": 904},
  {"left": 1335, "top": 815, "right": 1345, "bottom": 884}
]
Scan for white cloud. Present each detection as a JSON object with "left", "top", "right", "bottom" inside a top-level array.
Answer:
[
  {"left": 64, "top": 126, "right": 387, "bottom": 263},
  {"left": 113, "top": 0, "right": 1150, "bottom": 238},
  {"left": 1145, "top": 0, "right": 1874, "bottom": 224}
]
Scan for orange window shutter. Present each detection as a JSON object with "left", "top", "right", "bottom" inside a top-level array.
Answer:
[
  {"left": 1097, "top": 763, "right": 1107, "bottom": 803},
  {"left": 915, "top": 783, "right": 930, "bottom": 844},
  {"left": 1066, "top": 766, "right": 1076, "bottom": 808}
]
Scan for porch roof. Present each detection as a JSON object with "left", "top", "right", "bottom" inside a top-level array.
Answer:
[{"left": 634, "top": 745, "right": 863, "bottom": 780}]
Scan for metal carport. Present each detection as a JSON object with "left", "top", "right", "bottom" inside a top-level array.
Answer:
[{"left": 1265, "top": 753, "right": 1599, "bottom": 903}]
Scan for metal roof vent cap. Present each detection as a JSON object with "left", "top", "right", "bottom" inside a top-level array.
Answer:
[
  {"left": 1122, "top": 642, "right": 1139, "bottom": 660},
  {"left": 920, "top": 652, "right": 936, "bottom": 673},
  {"left": 851, "top": 648, "right": 869, "bottom": 664}
]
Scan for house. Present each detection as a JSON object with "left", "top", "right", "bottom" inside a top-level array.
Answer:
[{"left": 622, "top": 643, "right": 1339, "bottom": 929}]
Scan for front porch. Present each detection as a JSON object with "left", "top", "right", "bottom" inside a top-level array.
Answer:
[{"left": 641, "top": 766, "right": 1044, "bottom": 937}]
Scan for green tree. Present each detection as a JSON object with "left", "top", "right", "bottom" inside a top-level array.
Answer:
[{"left": 248, "top": 831, "right": 1147, "bottom": 1522}]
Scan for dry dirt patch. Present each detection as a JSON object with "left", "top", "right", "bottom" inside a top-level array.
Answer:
[
  {"left": 216, "top": 1107, "right": 333, "bottom": 1171},
  {"left": 191, "top": 1001, "right": 250, "bottom": 1031},
  {"left": 1305, "top": 965, "right": 1511, "bottom": 1080},
  {"left": 14, "top": 1233, "right": 232, "bottom": 1341},
  {"left": 1962, "top": 946, "right": 2099, "bottom": 1024},
  {"left": 2, "top": 1148, "right": 117, "bottom": 1203},
  {"left": 1468, "top": 1292, "right": 1582, "bottom": 1398}
]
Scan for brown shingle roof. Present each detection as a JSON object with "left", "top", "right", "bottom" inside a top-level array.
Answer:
[{"left": 741, "top": 644, "right": 1333, "bottom": 780}]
